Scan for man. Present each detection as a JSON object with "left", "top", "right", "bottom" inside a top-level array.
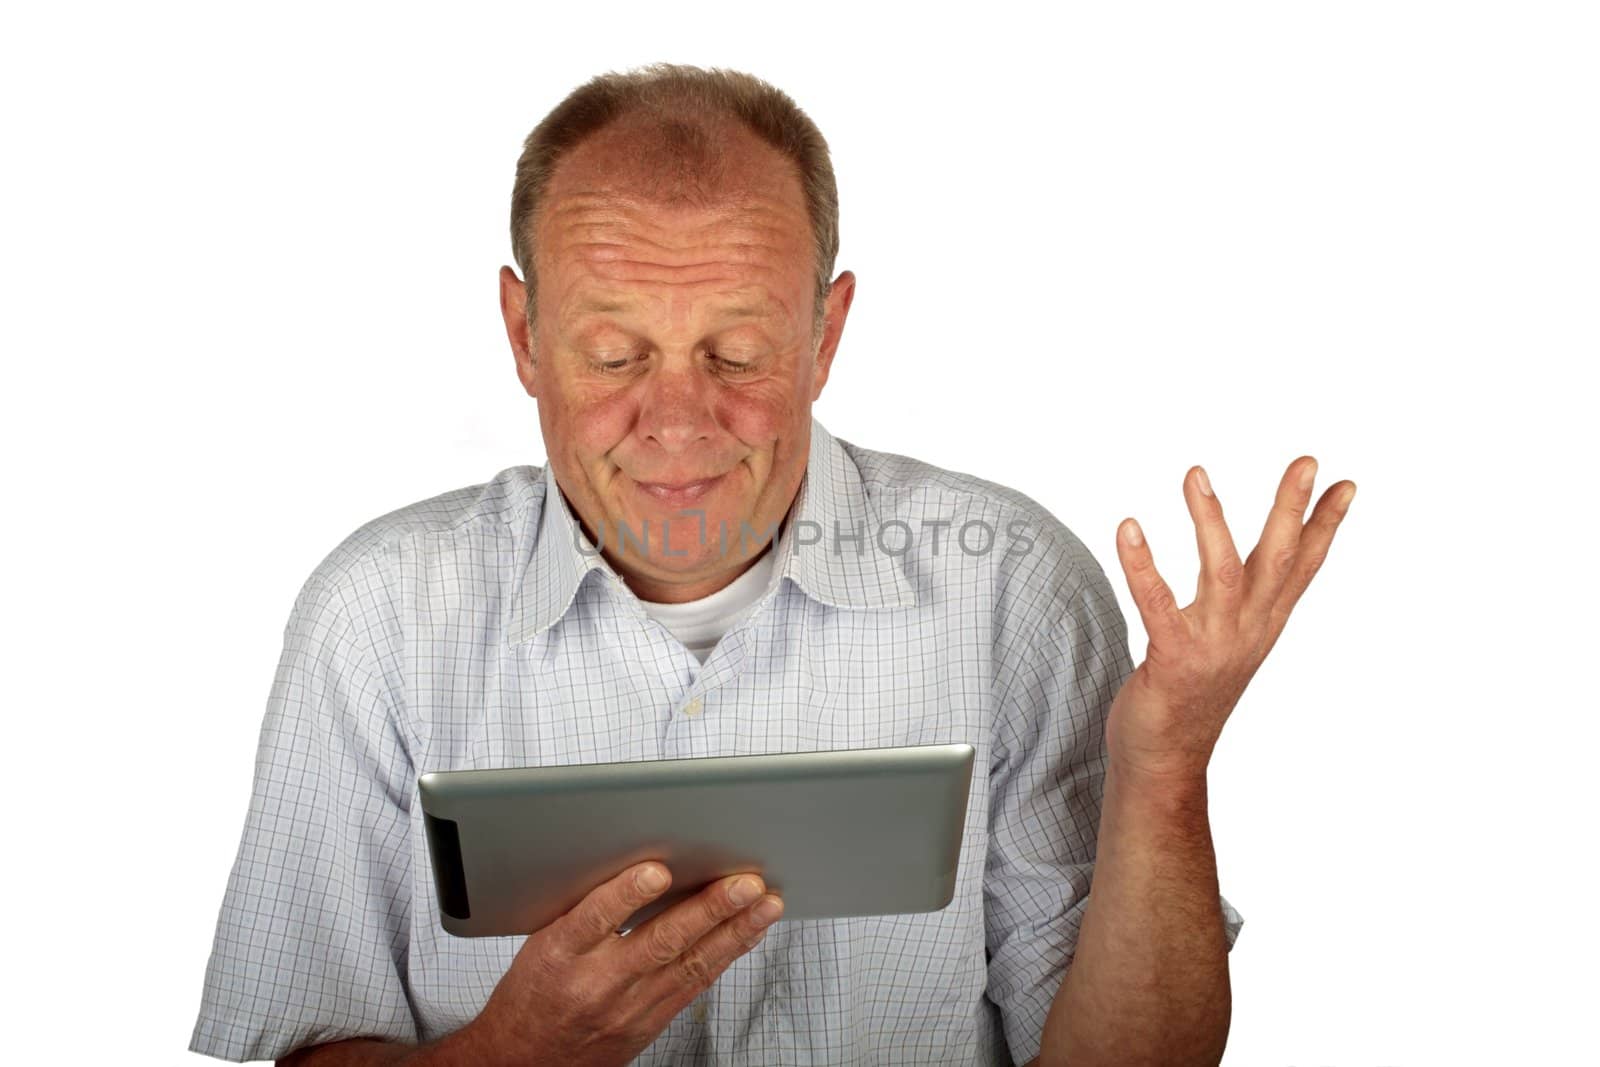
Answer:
[{"left": 191, "top": 63, "right": 1355, "bottom": 1066}]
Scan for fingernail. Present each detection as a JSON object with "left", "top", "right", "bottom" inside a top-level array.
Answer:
[
  {"left": 1123, "top": 520, "right": 1143, "bottom": 546},
  {"left": 1195, "top": 467, "right": 1212, "bottom": 496},
  {"left": 752, "top": 896, "right": 783, "bottom": 925},
  {"left": 636, "top": 866, "right": 667, "bottom": 893},
  {"left": 729, "top": 876, "right": 761, "bottom": 906},
  {"left": 1341, "top": 483, "right": 1356, "bottom": 508},
  {"left": 1300, "top": 460, "right": 1317, "bottom": 490}
]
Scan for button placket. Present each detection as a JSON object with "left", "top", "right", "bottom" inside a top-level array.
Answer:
[{"left": 694, "top": 626, "right": 755, "bottom": 699}]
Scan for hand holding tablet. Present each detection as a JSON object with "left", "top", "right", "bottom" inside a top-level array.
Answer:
[{"left": 450, "top": 855, "right": 783, "bottom": 1064}]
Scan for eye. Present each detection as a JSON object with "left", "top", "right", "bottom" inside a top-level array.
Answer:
[
  {"left": 710, "top": 352, "right": 756, "bottom": 374},
  {"left": 592, "top": 351, "right": 645, "bottom": 374}
]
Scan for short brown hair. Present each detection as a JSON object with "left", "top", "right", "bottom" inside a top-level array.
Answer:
[{"left": 509, "top": 62, "right": 840, "bottom": 354}]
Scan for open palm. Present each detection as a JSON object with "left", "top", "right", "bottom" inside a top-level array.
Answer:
[{"left": 1104, "top": 457, "right": 1357, "bottom": 781}]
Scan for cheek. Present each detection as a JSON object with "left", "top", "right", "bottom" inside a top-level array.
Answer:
[
  {"left": 714, "top": 379, "right": 800, "bottom": 442},
  {"left": 546, "top": 379, "right": 637, "bottom": 457}
]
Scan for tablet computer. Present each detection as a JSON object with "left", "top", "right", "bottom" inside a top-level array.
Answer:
[{"left": 419, "top": 742, "right": 975, "bottom": 938}]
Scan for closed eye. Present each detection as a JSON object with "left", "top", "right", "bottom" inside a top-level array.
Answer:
[
  {"left": 589, "top": 351, "right": 758, "bottom": 375},
  {"left": 710, "top": 352, "right": 756, "bottom": 374},
  {"left": 591, "top": 352, "right": 645, "bottom": 374}
]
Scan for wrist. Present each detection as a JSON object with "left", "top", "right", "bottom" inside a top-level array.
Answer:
[
  {"left": 1105, "top": 756, "right": 1209, "bottom": 809},
  {"left": 402, "top": 1014, "right": 504, "bottom": 1067}
]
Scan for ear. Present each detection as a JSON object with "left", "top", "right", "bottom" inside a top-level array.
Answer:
[
  {"left": 810, "top": 270, "right": 855, "bottom": 402},
  {"left": 499, "top": 265, "right": 537, "bottom": 398}
]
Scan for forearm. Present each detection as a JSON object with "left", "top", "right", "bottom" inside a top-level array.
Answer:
[
  {"left": 1036, "top": 762, "right": 1231, "bottom": 1067},
  {"left": 276, "top": 1039, "right": 412, "bottom": 1066},
  {"left": 277, "top": 1018, "right": 500, "bottom": 1067}
]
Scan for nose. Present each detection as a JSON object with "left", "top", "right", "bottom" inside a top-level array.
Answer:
[{"left": 635, "top": 354, "right": 715, "bottom": 455}]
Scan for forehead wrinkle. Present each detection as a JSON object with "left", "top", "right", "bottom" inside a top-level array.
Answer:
[
  {"left": 547, "top": 216, "right": 806, "bottom": 267},
  {"left": 557, "top": 272, "right": 799, "bottom": 339},
  {"left": 560, "top": 241, "right": 797, "bottom": 280},
  {"left": 542, "top": 187, "right": 807, "bottom": 250},
  {"left": 551, "top": 237, "right": 803, "bottom": 334}
]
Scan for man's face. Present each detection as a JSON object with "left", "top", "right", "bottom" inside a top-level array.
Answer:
[{"left": 499, "top": 122, "right": 854, "bottom": 603}]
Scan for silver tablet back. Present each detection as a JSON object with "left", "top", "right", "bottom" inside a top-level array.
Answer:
[{"left": 419, "top": 742, "right": 975, "bottom": 937}]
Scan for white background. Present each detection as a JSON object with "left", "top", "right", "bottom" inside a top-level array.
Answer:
[{"left": 4, "top": 2, "right": 1594, "bottom": 1064}]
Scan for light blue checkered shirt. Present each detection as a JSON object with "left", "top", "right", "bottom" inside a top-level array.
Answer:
[{"left": 190, "top": 417, "right": 1243, "bottom": 1065}]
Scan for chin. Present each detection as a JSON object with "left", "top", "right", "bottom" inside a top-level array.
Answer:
[{"left": 653, "top": 509, "right": 759, "bottom": 568}]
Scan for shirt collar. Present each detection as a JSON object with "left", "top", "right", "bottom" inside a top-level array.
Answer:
[{"left": 507, "top": 416, "right": 916, "bottom": 645}]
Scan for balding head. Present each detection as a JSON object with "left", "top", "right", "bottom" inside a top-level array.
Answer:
[{"left": 507, "top": 64, "right": 840, "bottom": 362}]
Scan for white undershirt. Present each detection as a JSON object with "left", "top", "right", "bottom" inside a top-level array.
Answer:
[{"left": 636, "top": 545, "right": 778, "bottom": 664}]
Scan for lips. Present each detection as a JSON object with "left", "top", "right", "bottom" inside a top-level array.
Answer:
[{"left": 632, "top": 473, "right": 726, "bottom": 507}]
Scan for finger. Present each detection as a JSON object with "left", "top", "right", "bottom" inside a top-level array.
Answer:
[
  {"left": 1115, "top": 517, "right": 1190, "bottom": 647},
  {"left": 1184, "top": 465, "right": 1246, "bottom": 613},
  {"left": 1243, "top": 456, "right": 1318, "bottom": 617},
  {"left": 1257, "top": 480, "right": 1356, "bottom": 660},
  {"left": 552, "top": 861, "right": 674, "bottom": 954},
  {"left": 617, "top": 873, "right": 766, "bottom": 980},
  {"left": 635, "top": 892, "right": 783, "bottom": 1013}
]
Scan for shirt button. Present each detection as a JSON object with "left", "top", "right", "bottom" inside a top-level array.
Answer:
[
  {"left": 682, "top": 697, "right": 704, "bottom": 718},
  {"left": 692, "top": 999, "right": 709, "bottom": 1023}
]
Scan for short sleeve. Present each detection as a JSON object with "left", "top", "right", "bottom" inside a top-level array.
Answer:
[
  {"left": 189, "top": 571, "right": 419, "bottom": 1062},
  {"left": 983, "top": 560, "right": 1245, "bottom": 1067}
]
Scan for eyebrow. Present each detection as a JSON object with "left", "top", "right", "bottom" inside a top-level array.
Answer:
[
  {"left": 573, "top": 298, "right": 631, "bottom": 315},
  {"left": 570, "top": 296, "right": 777, "bottom": 322}
]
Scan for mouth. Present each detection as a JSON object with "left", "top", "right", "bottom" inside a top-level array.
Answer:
[{"left": 630, "top": 472, "right": 727, "bottom": 508}]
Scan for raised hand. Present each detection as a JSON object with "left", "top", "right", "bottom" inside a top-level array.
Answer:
[{"left": 1105, "top": 457, "right": 1356, "bottom": 783}]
